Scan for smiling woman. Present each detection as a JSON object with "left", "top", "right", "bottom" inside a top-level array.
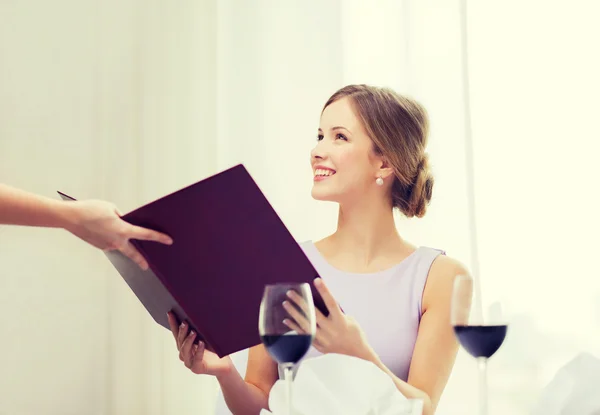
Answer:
[
  {"left": 311, "top": 84, "right": 433, "bottom": 219},
  {"left": 169, "top": 84, "right": 471, "bottom": 415}
]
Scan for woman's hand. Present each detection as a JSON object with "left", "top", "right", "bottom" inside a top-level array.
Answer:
[
  {"left": 283, "top": 278, "right": 376, "bottom": 360},
  {"left": 167, "top": 312, "right": 233, "bottom": 377}
]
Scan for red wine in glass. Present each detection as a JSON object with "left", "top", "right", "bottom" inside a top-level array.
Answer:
[
  {"left": 451, "top": 275, "right": 508, "bottom": 415},
  {"left": 453, "top": 325, "right": 507, "bottom": 358},
  {"left": 260, "top": 334, "right": 313, "bottom": 364},
  {"left": 259, "top": 283, "right": 316, "bottom": 415}
]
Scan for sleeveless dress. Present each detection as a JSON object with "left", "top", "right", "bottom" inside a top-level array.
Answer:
[{"left": 214, "top": 240, "right": 444, "bottom": 414}]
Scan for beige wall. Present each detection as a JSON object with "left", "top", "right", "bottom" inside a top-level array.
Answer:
[{"left": 0, "top": 1, "right": 218, "bottom": 414}]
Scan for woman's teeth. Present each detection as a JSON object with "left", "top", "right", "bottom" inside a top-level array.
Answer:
[{"left": 315, "top": 169, "right": 335, "bottom": 177}]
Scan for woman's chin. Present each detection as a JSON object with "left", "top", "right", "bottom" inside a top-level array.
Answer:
[{"left": 311, "top": 187, "right": 338, "bottom": 202}]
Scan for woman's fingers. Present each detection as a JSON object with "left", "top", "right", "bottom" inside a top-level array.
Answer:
[
  {"left": 286, "top": 290, "right": 310, "bottom": 314},
  {"left": 180, "top": 330, "right": 197, "bottom": 367},
  {"left": 177, "top": 321, "right": 189, "bottom": 351},
  {"left": 167, "top": 312, "right": 180, "bottom": 343},
  {"left": 190, "top": 342, "right": 206, "bottom": 374},
  {"left": 282, "top": 301, "right": 313, "bottom": 333},
  {"left": 286, "top": 286, "right": 329, "bottom": 327},
  {"left": 314, "top": 278, "right": 343, "bottom": 319},
  {"left": 166, "top": 312, "right": 208, "bottom": 375},
  {"left": 282, "top": 318, "right": 305, "bottom": 334}
]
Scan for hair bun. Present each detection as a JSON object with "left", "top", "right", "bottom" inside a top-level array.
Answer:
[{"left": 403, "top": 153, "right": 433, "bottom": 218}]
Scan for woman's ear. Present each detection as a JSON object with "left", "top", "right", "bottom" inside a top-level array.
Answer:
[{"left": 378, "top": 158, "right": 395, "bottom": 179}]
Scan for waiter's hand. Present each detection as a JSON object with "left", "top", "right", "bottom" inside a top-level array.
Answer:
[{"left": 66, "top": 200, "right": 173, "bottom": 270}]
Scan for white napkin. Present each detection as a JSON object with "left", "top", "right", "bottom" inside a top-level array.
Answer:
[
  {"left": 260, "top": 353, "right": 422, "bottom": 415},
  {"left": 531, "top": 352, "right": 600, "bottom": 415}
]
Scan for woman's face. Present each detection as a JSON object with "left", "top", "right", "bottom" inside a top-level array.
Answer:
[{"left": 310, "top": 97, "right": 385, "bottom": 205}]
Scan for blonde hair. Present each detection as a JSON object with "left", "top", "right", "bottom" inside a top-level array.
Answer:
[{"left": 323, "top": 84, "right": 433, "bottom": 218}]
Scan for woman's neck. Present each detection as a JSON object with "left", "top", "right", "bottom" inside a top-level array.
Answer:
[{"left": 321, "top": 197, "right": 408, "bottom": 268}]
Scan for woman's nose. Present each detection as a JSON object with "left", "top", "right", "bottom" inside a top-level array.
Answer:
[{"left": 311, "top": 140, "right": 327, "bottom": 161}]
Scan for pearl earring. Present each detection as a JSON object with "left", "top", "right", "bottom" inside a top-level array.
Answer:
[{"left": 376, "top": 176, "right": 384, "bottom": 186}]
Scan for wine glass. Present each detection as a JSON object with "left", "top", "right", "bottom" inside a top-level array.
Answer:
[
  {"left": 259, "top": 283, "right": 316, "bottom": 415},
  {"left": 451, "top": 275, "right": 508, "bottom": 415}
]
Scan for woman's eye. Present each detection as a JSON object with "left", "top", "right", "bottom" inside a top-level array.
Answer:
[{"left": 316, "top": 133, "right": 347, "bottom": 141}]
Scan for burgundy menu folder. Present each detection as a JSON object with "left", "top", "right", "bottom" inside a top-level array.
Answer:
[{"left": 58, "top": 164, "right": 327, "bottom": 358}]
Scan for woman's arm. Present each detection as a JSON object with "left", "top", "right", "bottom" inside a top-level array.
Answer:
[
  {"left": 361, "top": 256, "right": 468, "bottom": 414},
  {"left": 169, "top": 314, "right": 278, "bottom": 415},
  {"left": 171, "top": 312, "right": 278, "bottom": 415},
  {"left": 218, "top": 344, "right": 278, "bottom": 415}
]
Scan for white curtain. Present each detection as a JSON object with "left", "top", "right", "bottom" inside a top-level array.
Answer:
[{"left": 1, "top": 1, "right": 600, "bottom": 415}]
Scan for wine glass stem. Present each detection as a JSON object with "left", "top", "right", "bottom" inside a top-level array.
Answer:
[
  {"left": 282, "top": 363, "right": 294, "bottom": 415},
  {"left": 478, "top": 357, "right": 488, "bottom": 415}
]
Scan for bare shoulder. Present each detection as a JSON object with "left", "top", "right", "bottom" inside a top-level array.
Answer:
[
  {"left": 430, "top": 254, "right": 470, "bottom": 279},
  {"left": 422, "top": 254, "right": 471, "bottom": 312}
]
